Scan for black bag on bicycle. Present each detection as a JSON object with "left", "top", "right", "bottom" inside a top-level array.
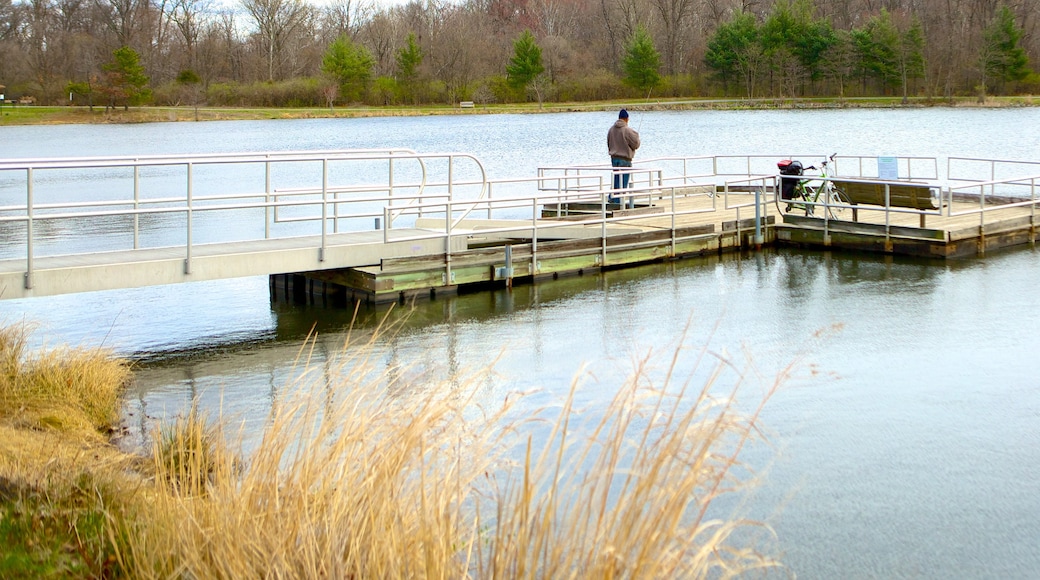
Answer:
[{"left": 777, "top": 159, "right": 803, "bottom": 200}]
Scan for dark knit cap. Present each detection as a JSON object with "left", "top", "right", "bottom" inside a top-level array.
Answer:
[{"left": 619, "top": 109, "right": 629, "bottom": 119}]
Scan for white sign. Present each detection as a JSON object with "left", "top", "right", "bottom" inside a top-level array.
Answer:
[{"left": 878, "top": 156, "right": 899, "bottom": 180}]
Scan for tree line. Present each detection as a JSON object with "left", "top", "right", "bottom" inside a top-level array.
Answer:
[{"left": 0, "top": 0, "right": 1036, "bottom": 109}]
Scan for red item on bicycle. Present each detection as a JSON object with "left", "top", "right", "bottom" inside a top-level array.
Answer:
[{"left": 777, "top": 159, "right": 803, "bottom": 175}]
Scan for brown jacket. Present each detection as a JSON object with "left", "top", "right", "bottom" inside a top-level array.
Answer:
[{"left": 607, "top": 119, "right": 640, "bottom": 161}]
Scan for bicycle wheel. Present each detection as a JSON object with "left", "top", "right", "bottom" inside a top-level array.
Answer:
[{"left": 824, "top": 185, "right": 850, "bottom": 220}]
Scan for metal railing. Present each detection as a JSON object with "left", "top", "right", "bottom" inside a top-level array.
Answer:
[
  {"left": 946, "top": 174, "right": 1040, "bottom": 236},
  {"left": 3, "top": 151, "right": 1040, "bottom": 294},
  {"left": 377, "top": 180, "right": 726, "bottom": 281},
  {"left": 0, "top": 149, "right": 488, "bottom": 288}
]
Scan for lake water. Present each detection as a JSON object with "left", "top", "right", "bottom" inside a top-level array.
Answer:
[{"left": 3, "top": 108, "right": 1040, "bottom": 578}]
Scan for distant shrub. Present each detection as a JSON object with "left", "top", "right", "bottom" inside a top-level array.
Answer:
[{"left": 557, "top": 69, "right": 625, "bottom": 102}]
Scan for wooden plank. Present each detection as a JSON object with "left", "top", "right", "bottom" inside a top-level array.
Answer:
[
  {"left": 782, "top": 214, "right": 947, "bottom": 240},
  {"left": 722, "top": 215, "right": 776, "bottom": 230}
]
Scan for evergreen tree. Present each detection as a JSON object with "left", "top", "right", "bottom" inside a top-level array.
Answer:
[
  {"left": 793, "top": 16, "right": 836, "bottom": 88},
  {"left": 322, "top": 35, "right": 375, "bottom": 103},
  {"left": 704, "top": 12, "right": 761, "bottom": 98},
  {"left": 898, "top": 18, "right": 926, "bottom": 103},
  {"left": 823, "top": 29, "right": 857, "bottom": 101},
  {"left": 852, "top": 10, "right": 900, "bottom": 94},
  {"left": 981, "top": 5, "right": 1031, "bottom": 95},
  {"left": 761, "top": 1, "right": 835, "bottom": 96},
  {"left": 395, "top": 32, "right": 424, "bottom": 104},
  {"left": 396, "top": 32, "right": 423, "bottom": 82},
  {"left": 506, "top": 30, "right": 544, "bottom": 102},
  {"left": 622, "top": 25, "right": 661, "bottom": 93},
  {"left": 101, "top": 46, "right": 151, "bottom": 111}
]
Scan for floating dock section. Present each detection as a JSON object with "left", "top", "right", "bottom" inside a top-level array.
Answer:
[{"left": 274, "top": 155, "right": 1040, "bottom": 305}]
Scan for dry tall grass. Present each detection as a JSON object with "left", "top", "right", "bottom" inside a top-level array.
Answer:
[
  {"left": 0, "top": 324, "right": 131, "bottom": 437},
  {"left": 125, "top": 321, "right": 784, "bottom": 579},
  {"left": 0, "top": 323, "right": 135, "bottom": 578}
]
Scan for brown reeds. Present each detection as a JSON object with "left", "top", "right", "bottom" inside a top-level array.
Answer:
[
  {"left": 0, "top": 324, "right": 131, "bottom": 437},
  {"left": 0, "top": 323, "right": 135, "bottom": 578},
  {"left": 125, "top": 319, "right": 784, "bottom": 579},
  {"left": 128, "top": 322, "right": 509, "bottom": 578}
]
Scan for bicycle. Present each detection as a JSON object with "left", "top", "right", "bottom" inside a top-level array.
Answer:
[{"left": 777, "top": 153, "right": 850, "bottom": 220}]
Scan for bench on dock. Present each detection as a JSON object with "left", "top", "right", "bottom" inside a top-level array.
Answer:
[{"left": 832, "top": 179, "right": 940, "bottom": 227}]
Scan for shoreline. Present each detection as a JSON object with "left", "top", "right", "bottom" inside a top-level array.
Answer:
[{"left": 2, "top": 95, "right": 1037, "bottom": 125}]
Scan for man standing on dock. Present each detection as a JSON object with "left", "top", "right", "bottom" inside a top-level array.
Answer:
[{"left": 608, "top": 108, "right": 640, "bottom": 209}]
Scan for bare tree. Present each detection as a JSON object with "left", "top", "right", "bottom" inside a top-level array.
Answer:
[
  {"left": 170, "top": 0, "right": 211, "bottom": 73},
  {"left": 424, "top": 4, "right": 499, "bottom": 103},
  {"left": 193, "top": 9, "right": 241, "bottom": 82},
  {"left": 652, "top": 0, "right": 696, "bottom": 76},
  {"left": 0, "top": 0, "right": 20, "bottom": 42},
  {"left": 599, "top": 0, "right": 646, "bottom": 71},
  {"left": 529, "top": 0, "right": 575, "bottom": 36},
  {"left": 24, "top": 0, "right": 59, "bottom": 97},
  {"left": 241, "top": 0, "right": 310, "bottom": 81},
  {"left": 52, "top": 0, "right": 96, "bottom": 82},
  {"left": 362, "top": 11, "right": 401, "bottom": 76},
  {"left": 92, "top": 0, "right": 149, "bottom": 48},
  {"left": 321, "top": 0, "right": 371, "bottom": 42}
]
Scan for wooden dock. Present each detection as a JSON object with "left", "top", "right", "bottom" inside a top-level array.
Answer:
[
  {"left": 778, "top": 199, "right": 1039, "bottom": 258},
  {"left": 278, "top": 190, "right": 1040, "bottom": 305}
]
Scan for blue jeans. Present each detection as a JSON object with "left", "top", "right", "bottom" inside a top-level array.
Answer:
[{"left": 611, "top": 157, "right": 632, "bottom": 206}]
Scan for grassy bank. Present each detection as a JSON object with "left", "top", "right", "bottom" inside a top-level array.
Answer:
[
  {"left": 0, "top": 324, "right": 134, "bottom": 577},
  {"left": 0, "top": 321, "right": 785, "bottom": 578},
  {"left": 2, "top": 95, "right": 1036, "bottom": 126}
]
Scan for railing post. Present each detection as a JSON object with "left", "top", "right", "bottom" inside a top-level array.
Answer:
[
  {"left": 185, "top": 163, "right": 193, "bottom": 274},
  {"left": 884, "top": 182, "right": 892, "bottom": 252},
  {"left": 448, "top": 154, "right": 454, "bottom": 206},
  {"left": 530, "top": 197, "right": 538, "bottom": 273},
  {"left": 445, "top": 198, "right": 452, "bottom": 284},
  {"left": 265, "top": 158, "right": 271, "bottom": 239},
  {"left": 978, "top": 184, "right": 986, "bottom": 256},
  {"left": 601, "top": 190, "right": 608, "bottom": 266},
  {"left": 670, "top": 186, "right": 677, "bottom": 257},
  {"left": 320, "top": 159, "right": 328, "bottom": 262},
  {"left": 382, "top": 206, "right": 390, "bottom": 245},
  {"left": 821, "top": 178, "right": 831, "bottom": 244},
  {"left": 133, "top": 165, "right": 140, "bottom": 249},
  {"left": 388, "top": 156, "right": 395, "bottom": 223},
  {"left": 329, "top": 158, "right": 339, "bottom": 235},
  {"left": 24, "top": 168, "right": 33, "bottom": 290},
  {"left": 1031, "top": 177, "right": 1036, "bottom": 244}
]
